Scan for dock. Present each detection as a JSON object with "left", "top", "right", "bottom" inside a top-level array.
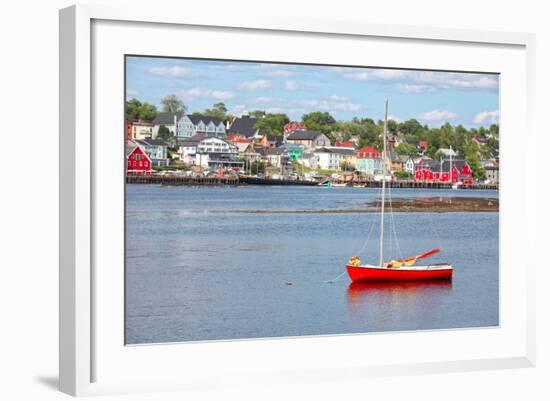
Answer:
[{"left": 126, "top": 175, "right": 239, "bottom": 186}]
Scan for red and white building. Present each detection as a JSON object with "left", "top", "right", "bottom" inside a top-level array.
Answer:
[
  {"left": 414, "top": 158, "right": 473, "bottom": 184},
  {"left": 126, "top": 141, "right": 153, "bottom": 176}
]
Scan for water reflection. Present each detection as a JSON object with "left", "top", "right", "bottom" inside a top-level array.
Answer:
[{"left": 347, "top": 280, "right": 453, "bottom": 311}]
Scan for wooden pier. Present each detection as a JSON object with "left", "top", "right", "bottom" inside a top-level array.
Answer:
[
  {"left": 126, "top": 175, "right": 239, "bottom": 186},
  {"left": 126, "top": 175, "right": 498, "bottom": 190}
]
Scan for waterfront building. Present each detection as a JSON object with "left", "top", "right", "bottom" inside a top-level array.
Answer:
[
  {"left": 193, "top": 137, "right": 243, "bottom": 171},
  {"left": 265, "top": 147, "right": 286, "bottom": 168},
  {"left": 403, "top": 156, "right": 416, "bottom": 174},
  {"left": 131, "top": 119, "right": 154, "bottom": 140},
  {"left": 355, "top": 146, "right": 384, "bottom": 177},
  {"left": 414, "top": 158, "right": 473, "bottom": 184},
  {"left": 152, "top": 111, "right": 184, "bottom": 138},
  {"left": 135, "top": 139, "right": 170, "bottom": 167},
  {"left": 285, "top": 130, "right": 331, "bottom": 149},
  {"left": 154, "top": 112, "right": 226, "bottom": 139},
  {"left": 313, "top": 147, "right": 355, "bottom": 171},
  {"left": 485, "top": 165, "right": 499, "bottom": 183},
  {"left": 227, "top": 115, "right": 260, "bottom": 139},
  {"left": 125, "top": 120, "right": 134, "bottom": 140},
  {"left": 126, "top": 141, "right": 152, "bottom": 176}
]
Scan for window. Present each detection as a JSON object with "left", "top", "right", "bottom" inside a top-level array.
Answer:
[
  {"left": 136, "top": 154, "right": 141, "bottom": 161},
  {"left": 139, "top": 161, "right": 143, "bottom": 167}
]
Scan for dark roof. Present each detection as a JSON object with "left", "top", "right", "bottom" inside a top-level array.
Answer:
[
  {"left": 228, "top": 116, "right": 259, "bottom": 137},
  {"left": 267, "top": 147, "right": 285, "bottom": 155},
  {"left": 125, "top": 142, "right": 137, "bottom": 157},
  {"left": 441, "top": 159, "right": 469, "bottom": 172},
  {"left": 286, "top": 130, "right": 326, "bottom": 141},
  {"left": 415, "top": 158, "right": 439, "bottom": 170},
  {"left": 329, "top": 148, "right": 355, "bottom": 156},
  {"left": 179, "top": 138, "right": 202, "bottom": 147},
  {"left": 153, "top": 111, "right": 184, "bottom": 125},
  {"left": 188, "top": 114, "right": 224, "bottom": 126},
  {"left": 267, "top": 135, "right": 282, "bottom": 143},
  {"left": 136, "top": 139, "right": 168, "bottom": 147}
]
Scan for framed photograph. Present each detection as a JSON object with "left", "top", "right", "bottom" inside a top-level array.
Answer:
[{"left": 60, "top": 4, "right": 536, "bottom": 396}]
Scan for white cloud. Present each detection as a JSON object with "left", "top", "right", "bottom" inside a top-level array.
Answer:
[
  {"left": 371, "top": 70, "right": 408, "bottom": 80},
  {"left": 255, "top": 96, "right": 277, "bottom": 104},
  {"left": 329, "top": 94, "right": 348, "bottom": 101},
  {"left": 238, "top": 79, "right": 271, "bottom": 91},
  {"left": 180, "top": 88, "right": 233, "bottom": 100},
  {"left": 297, "top": 99, "right": 361, "bottom": 112},
  {"left": 414, "top": 71, "right": 498, "bottom": 91},
  {"left": 260, "top": 70, "right": 295, "bottom": 77},
  {"left": 418, "top": 109, "right": 457, "bottom": 121},
  {"left": 343, "top": 71, "right": 370, "bottom": 80},
  {"left": 394, "top": 84, "right": 433, "bottom": 94},
  {"left": 284, "top": 80, "right": 298, "bottom": 90},
  {"left": 148, "top": 66, "right": 193, "bottom": 78},
  {"left": 474, "top": 110, "right": 499, "bottom": 124},
  {"left": 342, "top": 68, "right": 498, "bottom": 92}
]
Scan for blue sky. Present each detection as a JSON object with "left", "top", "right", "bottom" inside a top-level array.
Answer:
[{"left": 126, "top": 56, "right": 499, "bottom": 128}]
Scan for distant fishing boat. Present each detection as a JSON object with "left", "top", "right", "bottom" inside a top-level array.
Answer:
[{"left": 345, "top": 100, "right": 453, "bottom": 283}]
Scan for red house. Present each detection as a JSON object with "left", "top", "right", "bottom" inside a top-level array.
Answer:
[
  {"left": 356, "top": 146, "right": 381, "bottom": 159},
  {"left": 414, "top": 158, "right": 473, "bottom": 184},
  {"left": 126, "top": 141, "right": 153, "bottom": 176},
  {"left": 335, "top": 140, "right": 356, "bottom": 148},
  {"left": 125, "top": 120, "right": 134, "bottom": 140}
]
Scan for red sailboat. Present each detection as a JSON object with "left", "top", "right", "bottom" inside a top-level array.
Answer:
[{"left": 345, "top": 100, "right": 453, "bottom": 283}]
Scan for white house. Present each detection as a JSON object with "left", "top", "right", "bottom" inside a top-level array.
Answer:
[{"left": 153, "top": 112, "right": 226, "bottom": 139}]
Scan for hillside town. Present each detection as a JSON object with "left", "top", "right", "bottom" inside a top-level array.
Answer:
[{"left": 125, "top": 97, "right": 499, "bottom": 187}]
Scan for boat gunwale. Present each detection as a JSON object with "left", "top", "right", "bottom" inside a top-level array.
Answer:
[{"left": 346, "top": 263, "right": 453, "bottom": 272}]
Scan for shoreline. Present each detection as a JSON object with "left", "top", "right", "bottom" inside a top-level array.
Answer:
[{"left": 211, "top": 197, "right": 499, "bottom": 214}]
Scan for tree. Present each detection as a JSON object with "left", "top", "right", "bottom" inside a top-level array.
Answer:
[
  {"left": 156, "top": 125, "right": 173, "bottom": 141},
  {"left": 161, "top": 94, "right": 186, "bottom": 113},
  {"left": 125, "top": 98, "right": 158, "bottom": 121},
  {"left": 302, "top": 112, "right": 336, "bottom": 136},
  {"left": 254, "top": 113, "right": 290, "bottom": 136},
  {"left": 126, "top": 98, "right": 142, "bottom": 120},
  {"left": 203, "top": 102, "right": 229, "bottom": 121},
  {"left": 394, "top": 142, "right": 417, "bottom": 156},
  {"left": 249, "top": 110, "right": 266, "bottom": 119},
  {"left": 137, "top": 102, "right": 158, "bottom": 121}
]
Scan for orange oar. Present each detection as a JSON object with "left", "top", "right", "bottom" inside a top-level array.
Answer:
[{"left": 396, "top": 248, "right": 441, "bottom": 264}]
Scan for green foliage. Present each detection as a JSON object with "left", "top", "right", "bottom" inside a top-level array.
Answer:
[
  {"left": 249, "top": 110, "right": 266, "bottom": 119},
  {"left": 464, "top": 141, "right": 485, "bottom": 180},
  {"left": 302, "top": 112, "right": 336, "bottom": 136},
  {"left": 156, "top": 125, "right": 174, "bottom": 141},
  {"left": 202, "top": 102, "right": 229, "bottom": 121},
  {"left": 160, "top": 94, "right": 186, "bottom": 113},
  {"left": 250, "top": 161, "right": 266, "bottom": 175},
  {"left": 394, "top": 171, "right": 413, "bottom": 179},
  {"left": 126, "top": 98, "right": 158, "bottom": 121},
  {"left": 394, "top": 142, "right": 417, "bottom": 156},
  {"left": 254, "top": 113, "right": 290, "bottom": 136}
]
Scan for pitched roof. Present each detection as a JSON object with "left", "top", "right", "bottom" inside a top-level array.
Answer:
[
  {"left": 441, "top": 159, "right": 469, "bottom": 172},
  {"left": 228, "top": 116, "right": 259, "bottom": 137},
  {"left": 267, "top": 147, "right": 285, "bottom": 155},
  {"left": 125, "top": 142, "right": 138, "bottom": 157},
  {"left": 286, "top": 130, "right": 325, "bottom": 141},
  {"left": 188, "top": 114, "right": 223, "bottom": 126},
  {"left": 136, "top": 139, "right": 168, "bottom": 147},
  {"left": 153, "top": 111, "right": 184, "bottom": 126}
]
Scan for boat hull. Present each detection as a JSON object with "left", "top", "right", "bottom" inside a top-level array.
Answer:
[{"left": 346, "top": 264, "right": 452, "bottom": 282}]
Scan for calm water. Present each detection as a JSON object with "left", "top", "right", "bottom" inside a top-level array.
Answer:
[{"left": 125, "top": 185, "right": 499, "bottom": 344}]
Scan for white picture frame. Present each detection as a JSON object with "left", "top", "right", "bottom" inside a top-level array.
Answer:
[{"left": 59, "top": 4, "right": 536, "bottom": 397}]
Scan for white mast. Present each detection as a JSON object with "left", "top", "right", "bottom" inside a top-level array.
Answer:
[
  {"left": 449, "top": 145, "right": 453, "bottom": 182},
  {"left": 379, "top": 99, "right": 388, "bottom": 267}
]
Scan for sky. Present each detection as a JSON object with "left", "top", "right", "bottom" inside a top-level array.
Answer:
[{"left": 125, "top": 56, "right": 499, "bottom": 128}]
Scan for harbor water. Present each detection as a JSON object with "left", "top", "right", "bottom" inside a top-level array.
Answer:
[{"left": 125, "top": 185, "right": 499, "bottom": 344}]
